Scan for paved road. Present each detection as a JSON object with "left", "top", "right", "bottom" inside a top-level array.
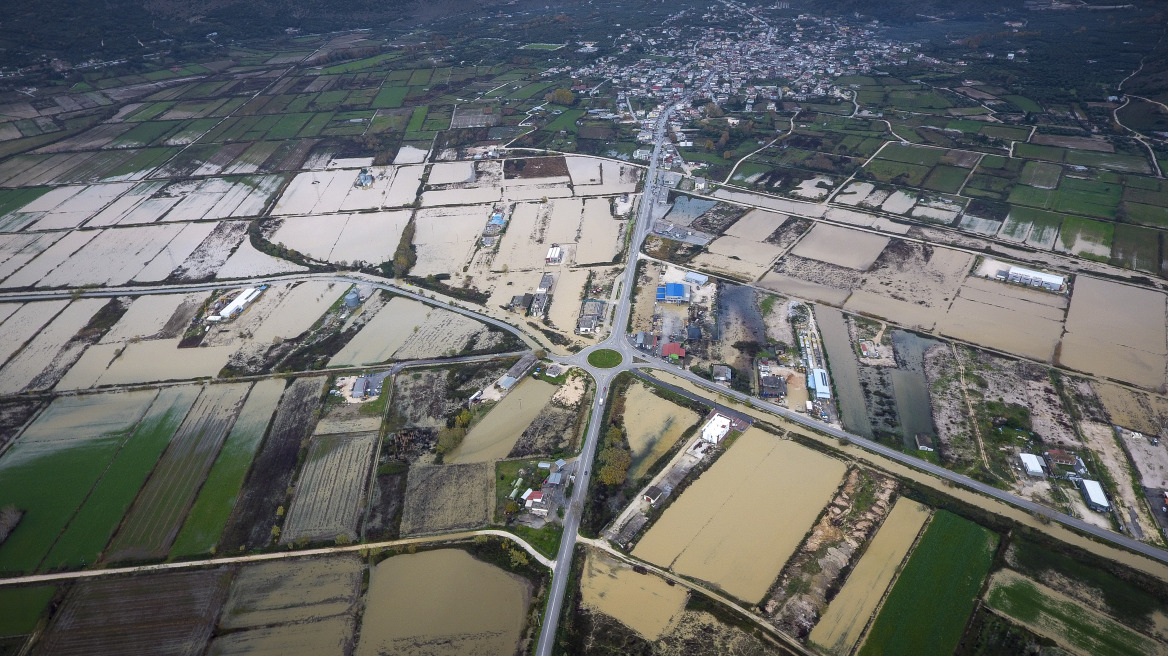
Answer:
[{"left": 0, "top": 528, "right": 552, "bottom": 587}]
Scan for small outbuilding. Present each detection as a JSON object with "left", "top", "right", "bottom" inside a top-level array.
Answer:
[
  {"left": 643, "top": 486, "right": 664, "bottom": 506},
  {"left": 914, "top": 433, "right": 935, "bottom": 452},
  {"left": 712, "top": 365, "right": 732, "bottom": 383}
]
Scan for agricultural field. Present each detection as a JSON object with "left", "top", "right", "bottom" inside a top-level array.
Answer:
[
  {"left": 857, "top": 511, "right": 997, "bottom": 656},
  {"left": 398, "top": 463, "right": 492, "bottom": 535},
  {"left": 632, "top": 430, "right": 847, "bottom": 603},
  {"left": 282, "top": 431, "right": 377, "bottom": 543}
]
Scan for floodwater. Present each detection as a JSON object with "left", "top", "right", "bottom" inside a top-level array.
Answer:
[
  {"left": 55, "top": 339, "right": 235, "bottom": 390},
  {"left": 220, "top": 555, "right": 363, "bottom": 629},
  {"left": 817, "top": 307, "right": 873, "bottom": 438},
  {"left": 790, "top": 224, "right": 889, "bottom": 270},
  {"left": 447, "top": 378, "right": 556, "bottom": 464},
  {"left": 664, "top": 196, "right": 716, "bottom": 225},
  {"left": 623, "top": 382, "right": 701, "bottom": 481},
  {"left": 890, "top": 331, "right": 939, "bottom": 449},
  {"left": 718, "top": 284, "right": 768, "bottom": 371},
  {"left": 1061, "top": 276, "right": 1167, "bottom": 390},
  {"left": 329, "top": 296, "right": 430, "bottom": 366},
  {"left": 632, "top": 430, "right": 848, "bottom": 603},
  {"left": 355, "top": 549, "right": 529, "bottom": 656},
  {"left": 809, "top": 499, "right": 931, "bottom": 656},
  {"left": 580, "top": 549, "right": 688, "bottom": 640}
]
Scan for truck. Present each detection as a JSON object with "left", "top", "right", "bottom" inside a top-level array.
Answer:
[{"left": 805, "top": 400, "right": 814, "bottom": 413}]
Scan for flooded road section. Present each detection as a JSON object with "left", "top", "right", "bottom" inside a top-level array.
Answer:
[
  {"left": 817, "top": 306, "right": 873, "bottom": 438},
  {"left": 633, "top": 430, "right": 847, "bottom": 603},
  {"left": 809, "top": 499, "right": 931, "bottom": 656},
  {"left": 356, "top": 549, "right": 530, "bottom": 656}
]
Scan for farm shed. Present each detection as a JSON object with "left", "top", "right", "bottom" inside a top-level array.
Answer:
[
  {"left": 1019, "top": 453, "right": 1045, "bottom": 477},
  {"left": 644, "top": 485, "right": 664, "bottom": 505},
  {"left": 1078, "top": 479, "right": 1111, "bottom": 512},
  {"left": 685, "top": 271, "right": 709, "bottom": 285},
  {"left": 914, "top": 433, "right": 935, "bottom": 452},
  {"left": 546, "top": 246, "right": 563, "bottom": 264},
  {"left": 1005, "top": 266, "right": 1065, "bottom": 292},
  {"left": 499, "top": 353, "right": 538, "bottom": 390},
  {"left": 712, "top": 365, "right": 732, "bottom": 383},
  {"left": 812, "top": 368, "right": 832, "bottom": 400}
]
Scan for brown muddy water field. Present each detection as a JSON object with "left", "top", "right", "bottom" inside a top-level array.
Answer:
[
  {"left": 446, "top": 378, "right": 557, "bottom": 464},
  {"left": 632, "top": 430, "right": 847, "bottom": 603},
  {"left": 355, "top": 548, "right": 530, "bottom": 656},
  {"left": 622, "top": 381, "right": 702, "bottom": 481},
  {"left": 580, "top": 549, "right": 689, "bottom": 640}
]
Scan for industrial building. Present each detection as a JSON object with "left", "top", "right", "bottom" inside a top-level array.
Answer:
[
  {"left": 810, "top": 368, "right": 831, "bottom": 399},
  {"left": 1020, "top": 453, "right": 1046, "bottom": 478},
  {"left": 684, "top": 271, "right": 709, "bottom": 286},
  {"left": 1078, "top": 478, "right": 1110, "bottom": 513},
  {"left": 656, "top": 283, "right": 691, "bottom": 304},
  {"left": 208, "top": 286, "right": 265, "bottom": 322},
  {"left": 996, "top": 265, "right": 1065, "bottom": 292},
  {"left": 499, "top": 353, "right": 538, "bottom": 390}
]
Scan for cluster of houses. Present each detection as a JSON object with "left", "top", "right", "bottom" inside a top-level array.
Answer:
[
  {"left": 576, "top": 299, "right": 606, "bottom": 334},
  {"left": 512, "top": 458, "right": 570, "bottom": 518},
  {"left": 479, "top": 209, "right": 508, "bottom": 248},
  {"left": 1018, "top": 449, "right": 1111, "bottom": 513},
  {"left": 509, "top": 273, "right": 555, "bottom": 319}
]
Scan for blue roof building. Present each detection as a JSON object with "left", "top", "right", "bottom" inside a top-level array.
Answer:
[{"left": 656, "top": 283, "right": 691, "bottom": 304}]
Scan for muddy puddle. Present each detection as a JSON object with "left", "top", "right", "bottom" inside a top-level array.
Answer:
[
  {"left": 623, "top": 382, "right": 701, "bottom": 482},
  {"left": 580, "top": 549, "right": 688, "bottom": 640},
  {"left": 810, "top": 499, "right": 930, "bottom": 655},
  {"left": 633, "top": 430, "right": 847, "bottom": 602},
  {"left": 446, "top": 378, "right": 556, "bottom": 464},
  {"left": 817, "top": 307, "right": 873, "bottom": 438},
  {"left": 355, "top": 548, "right": 529, "bottom": 656}
]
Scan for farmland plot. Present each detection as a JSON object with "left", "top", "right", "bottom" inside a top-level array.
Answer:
[
  {"left": 392, "top": 310, "right": 485, "bottom": 360},
  {"left": 1060, "top": 276, "right": 1167, "bottom": 389},
  {"left": 1, "top": 231, "right": 98, "bottom": 287},
  {"left": 790, "top": 223, "right": 889, "bottom": 270},
  {"left": 32, "top": 569, "right": 232, "bottom": 656},
  {"left": 329, "top": 296, "right": 430, "bottom": 365},
  {"left": 269, "top": 211, "right": 410, "bottom": 264},
  {"left": 41, "top": 385, "right": 201, "bottom": 571},
  {"left": 0, "top": 298, "right": 106, "bottom": 394},
  {"left": 411, "top": 205, "right": 487, "bottom": 277},
  {"left": 219, "top": 555, "right": 363, "bottom": 629},
  {"left": 580, "top": 549, "right": 688, "bottom": 640},
  {"left": 105, "top": 382, "right": 252, "bottom": 562},
  {"left": 399, "top": 463, "right": 492, "bottom": 535},
  {"left": 216, "top": 237, "right": 308, "bottom": 279},
  {"left": 85, "top": 180, "right": 167, "bottom": 226},
  {"left": 24, "top": 182, "right": 135, "bottom": 231},
  {"left": 448, "top": 379, "right": 557, "bottom": 464},
  {"left": 0, "top": 390, "right": 156, "bottom": 573},
  {"left": 282, "top": 432, "right": 377, "bottom": 543},
  {"left": 0, "top": 301, "right": 68, "bottom": 366},
  {"left": 220, "top": 376, "right": 325, "bottom": 551},
  {"left": 0, "top": 232, "right": 61, "bottom": 281},
  {"left": 623, "top": 381, "right": 701, "bottom": 481},
  {"left": 56, "top": 338, "right": 235, "bottom": 390},
  {"left": 576, "top": 198, "right": 625, "bottom": 264},
  {"left": 632, "top": 431, "right": 847, "bottom": 603},
  {"left": 493, "top": 202, "right": 548, "bottom": 271},
  {"left": 356, "top": 549, "right": 529, "bottom": 656},
  {"left": 173, "top": 221, "right": 252, "bottom": 281},
  {"left": 171, "top": 378, "right": 286, "bottom": 558},
  {"left": 38, "top": 224, "right": 186, "bottom": 287}
]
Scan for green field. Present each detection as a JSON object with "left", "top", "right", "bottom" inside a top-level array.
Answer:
[
  {"left": 1005, "top": 95, "right": 1042, "bottom": 113},
  {"left": 858, "top": 511, "right": 998, "bottom": 656},
  {"left": 171, "top": 380, "right": 283, "bottom": 558},
  {"left": 0, "top": 586, "right": 55, "bottom": 636},
  {"left": 124, "top": 101, "right": 176, "bottom": 122},
  {"left": 545, "top": 109, "right": 585, "bottom": 133},
  {"left": 371, "top": 85, "right": 409, "bottom": 109},
  {"left": 1058, "top": 215, "right": 1114, "bottom": 259},
  {"left": 406, "top": 106, "right": 429, "bottom": 133},
  {"left": 1007, "top": 185, "right": 1053, "bottom": 209},
  {"left": 876, "top": 143, "right": 943, "bottom": 166},
  {"left": 520, "top": 43, "right": 564, "bottom": 50},
  {"left": 1019, "top": 161, "right": 1061, "bottom": 188},
  {"left": 1123, "top": 202, "right": 1168, "bottom": 228},
  {"left": 100, "top": 147, "right": 180, "bottom": 179},
  {"left": 986, "top": 574, "right": 1159, "bottom": 656},
  {"left": 40, "top": 387, "right": 201, "bottom": 570},
  {"left": 980, "top": 124, "right": 1031, "bottom": 141},
  {"left": 1110, "top": 223, "right": 1160, "bottom": 273},
  {"left": 297, "top": 112, "right": 334, "bottom": 137},
  {"left": 864, "top": 159, "right": 929, "bottom": 186},
  {"left": 317, "top": 52, "right": 398, "bottom": 75},
  {"left": 407, "top": 68, "right": 433, "bottom": 87},
  {"left": 0, "top": 186, "right": 51, "bottom": 219},
  {"left": 0, "top": 393, "right": 156, "bottom": 574},
  {"left": 1065, "top": 149, "right": 1150, "bottom": 174},
  {"left": 266, "top": 113, "right": 314, "bottom": 140},
  {"left": 111, "top": 121, "right": 183, "bottom": 148},
  {"left": 922, "top": 165, "right": 968, "bottom": 193}
]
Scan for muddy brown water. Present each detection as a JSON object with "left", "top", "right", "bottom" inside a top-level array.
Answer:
[
  {"left": 890, "top": 330, "right": 940, "bottom": 450},
  {"left": 809, "top": 499, "right": 931, "bottom": 656},
  {"left": 580, "top": 549, "right": 688, "bottom": 640},
  {"left": 355, "top": 548, "right": 529, "bottom": 656},
  {"left": 817, "top": 307, "right": 874, "bottom": 438},
  {"left": 718, "top": 284, "right": 767, "bottom": 371},
  {"left": 633, "top": 430, "right": 848, "bottom": 603},
  {"left": 446, "top": 378, "right": 556, "bottom": 464},
  {"left": 623, "top": 382, "right": 701, "bottom": 481}
]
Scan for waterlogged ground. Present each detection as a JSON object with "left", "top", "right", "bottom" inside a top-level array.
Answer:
[
  {"left": 356, "top": 549, "right": 529, "bottom": 656},
  {"left": 580, "top": 549, "right": 688, "bottom": 640}
]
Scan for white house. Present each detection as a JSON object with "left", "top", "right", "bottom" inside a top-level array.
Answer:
[{"left": 700, "top": 414, "right": 732, "bottom": 444}]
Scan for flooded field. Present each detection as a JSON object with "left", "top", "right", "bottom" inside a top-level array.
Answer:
[
  {"left": 757, "top": 272, "right": 852, "bottom": 305},
  {"left": 580, "top": 549, "right": 689, "bottom": 640},
  {"left": 0, "top": 301, "right": 68, "bottom": 366},
  {"left": 270, "top": 211, "right": 411, "bottom": 264},
  {"left": 216, "top": 238, "right": 308, "bottom": 279},
  {"left": 722, "top": 208, "right": 785, "bottom": 240},
  {"left": 56, "top": 339, "right": 235, "bottom": 390},
  {"left": 447, "top": 378, "right": 557, "bottom": 463},
  {"left": 809, "top": 499, "right": 931, "bottom": 656},
  {"left": 1060, "top": 276, "right": 1167, "bottom": 389},
  {"left": 818, "top": 306, "right": 874, "bottom": 438},
  {"left": 843, "top": 244, "right": 973, "bottom": 331},
  {"left": 576, "top": 198, "right": 624, "bottom": 264},
  {"left": 623, "top": 382, "right": 701, "bottom": 481},
  {"left": 939, "top": 276, "right": 1066, "bottom": 362},
  {"left": 0, "top": 298, "right": 105, "bottom": 394},
  {"left": 791, "top": 224, "right": 889, "bottom": 270},
  {"left": 356, "top": 549, "right": 529, "bottom": 656},
  {"left": 329, "top": 296, "right": 431, "bottom": 366},
  {"left": 890, "top": 330, "right": 940, "bottom": 448},
  {"left": 412, "top": 205, "right": 486, "bottom": 277},
  {"left": 219, "top": 555, "right": 363, "bottom": 629},
  {"left": 692, "top": 236, "right": 784, "bottom": 280},
  {"left": 632, "top": 430, "right": 847, "bottom": 603}
]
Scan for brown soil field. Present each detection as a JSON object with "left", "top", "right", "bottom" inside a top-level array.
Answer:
[
  {"left": 507, "top": 396, "right": 587, "bottom": 458},
  {"left": 1092, "top": 382, "right": 1168, "bottom": 435},
  {"left": 282, "top": 432, "right": 377, "bottom": 543},
  {"left": 789, "top": 224, "right": 890, "bottom": 270},
  {"left": 809, "top": 498, "right": 930, "bottom": 656},
  {"left": 220, "top": 377, "right": 325, "bottom": 551},
  {"left": 0, "top": 398, "right": 45, "bottom": 451},
  {"left": 633, "top": 430, "right": 848, "bottom": 603},
  {"left": 399, "top": 462, "right": 492, "bottom": 535},
  {"left": 580, "top": 549, "right": 689, "bottom": 640},
  {"left": 505, "top": 155, "right": 569, "bottom": 179},
  {"left": 843, "top": 242, "right": 973, "bottom": 331},
  {"left": 365, "top": 467, "right": 407, "bottom": 541},
  {"left": 771, "top": 254, "right": 863, "bottom": 293},
  {"left": 356, "top": 549, "right": 530, "bottom": 656},
  {"left": 105, "top": 382, "right": 252, "bottom": 562},
  {"left": 1060, "top": 277, "right": 1167, "bottom": 390},
  {"left": 923, "top": 344, "right": 979, "bottom": 468},
  {"left": 392, "top": 361, "right": 510, "bottom": 430},
  {"left": 315, "top": 400, "right": 382, "bottom": 435},
  {"left": 219, "top": 555, "right": 363, "bottom": 629},
  {"left": 764, "top": 468, "right": 898, "bottom": 640},
  {"left": 764, "top": 217, "right": 813, "bottom": 250},
  {"left": 33, "top": 568, "right": 231, "bottom": 656},
  {"left": 692, "top": 236, "right": 784, "bottom": 281},
  {"left": 756, "top": 272, "right": 852, "bottom": 306}
]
